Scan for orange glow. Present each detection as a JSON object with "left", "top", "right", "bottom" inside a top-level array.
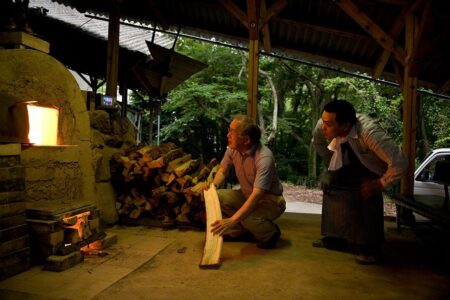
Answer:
[
  {"left": 62, "top": 211, "right": 103, "bottom": 253},
  {"left": 62, "top": 211, "right": 91, "bottom": 239},
  {"left": 27, "top": 105, "right": 59, "bottom": 145}
]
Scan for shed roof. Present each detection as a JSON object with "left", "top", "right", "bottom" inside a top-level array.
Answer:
[{"left": 47, "top": 0, "right": 450, "bottom": 95}]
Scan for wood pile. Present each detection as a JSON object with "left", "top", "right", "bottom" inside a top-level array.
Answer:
[{"left": 110, "top": 143, "right": 220, "bottom": 227}]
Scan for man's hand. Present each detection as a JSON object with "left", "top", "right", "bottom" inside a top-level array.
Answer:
[
  {"left": 360, "top": 178, "right": 383, "bottom": 199},
  {"left": 201, "top": 181, "right": 212, "bottom": 191},
  {"left": 210, "top": 218, "right": 236, "bottom": 236}
]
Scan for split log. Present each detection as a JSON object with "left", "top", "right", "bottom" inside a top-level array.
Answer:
[
  {"left": 166, "top": 154, "right": 192, "bottom": 173},
  {"left": 129, "top": 207, "right": 144, "bottom": 219},
  {"left": 200, "top": 183, "right": 223, "bottom": 268},
  {"left": 111, "top": 143, "right": 219, "bottom": 226},
  {"left": 146, "top": 156, "right": 165, "bottom": 169},
  {"left": 176, "top": 202, "right": 191, "bottom": 223},
  {"left": 174, "top": 159, "right": 201, "bottom": 178},
  {"left": 163, "top": 148, "right": 185, "bottom": 164}
]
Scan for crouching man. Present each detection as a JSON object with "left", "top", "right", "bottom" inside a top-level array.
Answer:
[{"left": 209, "top": 115, "right": 285, "bottom": 249}]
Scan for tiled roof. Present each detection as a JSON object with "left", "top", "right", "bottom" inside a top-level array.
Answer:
[{"left": 29, "top": 0, "right": 174, "bottom": 55}]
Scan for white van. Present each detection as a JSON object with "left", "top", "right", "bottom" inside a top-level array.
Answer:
[{"left": 414, "top": 148, "right": 450, "bottom": 197}]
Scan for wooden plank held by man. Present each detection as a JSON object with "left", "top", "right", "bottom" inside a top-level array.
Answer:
[{"left": 199, "top": 183, "right": 223, "bottom": 268}]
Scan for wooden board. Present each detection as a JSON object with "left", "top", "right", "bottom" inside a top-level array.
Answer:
[{"left": 199, "top": 184, "right": 223, "bottom": 268}]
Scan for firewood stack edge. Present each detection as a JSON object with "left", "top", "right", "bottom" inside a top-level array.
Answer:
[{"left": 110, "top": 143, "right": 220, "bottom": 228}]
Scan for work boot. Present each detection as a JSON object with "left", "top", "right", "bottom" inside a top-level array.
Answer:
[
  {"left": 355, "top": 247, "right": 382, "bottom": 265},
  {"left": 355, "top": 253, "right": 381, "bottom": 265},
  {"left": 312, "top": 237, "right": 347, "bottom": 250},
  {"left": 223, "top": 231, "right": 254, "bottom": 242},
  {"left": 257, "top": 225, "right": 281, "bottom": 249}
]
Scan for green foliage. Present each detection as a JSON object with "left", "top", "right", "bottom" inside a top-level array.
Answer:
[
  {"left": 137, "top": 37, "right": 450, "bottom": 184},
  {"left": 158, "top": 39, "right": 247, "bottom": 161},
  {"left": 421, "top": 96, "right": 450, "bottom": 151}
]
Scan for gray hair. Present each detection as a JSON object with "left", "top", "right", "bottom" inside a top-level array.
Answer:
[{"left": 233, "top": 114, "right": 261, "bottom": 144}]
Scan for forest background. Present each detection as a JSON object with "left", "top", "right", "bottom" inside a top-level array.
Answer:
[{"left": 130, "top": 37, "right": 450, "bottom": 189}]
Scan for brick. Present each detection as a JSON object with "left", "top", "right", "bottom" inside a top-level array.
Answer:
[
  {"left": 0, "top": 224, "right": 28, "bottom": 243},
  {"left": 0, "top": 144, "right": 21, "bottom": 156},
  {"left": 0, "top": 214, "right": 26, "bottom": 230},
  {"left": 0, "top": 156, "right": 20, "bottom": 168},
  {"left": 0, "top": 202, "right": 26, "bottom": 218},
  {"left": 0, "top": 247, "right": 30, "bottom": 280},
  {"left": 0, "top": 235, "right": 29, "bottom": 256},
  {"left": 43, "top": 251, "right": 84, "bottom": 272},
  {"left": 87, "top": 232, "right": 118, "bottom": 251},
  {"left": 0, "top": 191, "right": 25, "bottom": 204},
  {"left": 0, "top": 178, "right": 25, "bottom": 192},
  {"left": 29, "top": 230, "right": 64, "bottom": 263},
  {"left": 0, "top": 166, "right": 25, "bottom": 179},
  {"left": 27, "top": 218, "right": 61, "bottom": 234}
]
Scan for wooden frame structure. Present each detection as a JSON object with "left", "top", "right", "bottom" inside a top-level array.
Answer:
[{"left": 54, "top": 0, "right": 448, "bottom": 200}]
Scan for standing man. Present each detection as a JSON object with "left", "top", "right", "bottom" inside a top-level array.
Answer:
[
  {"left": 312, "top": 100, "right": 407, "bottom": 264},
  {"left": 209, "top": 115, "right": 286, "bottom": 249}
]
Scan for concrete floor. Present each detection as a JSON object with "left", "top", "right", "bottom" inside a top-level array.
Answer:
[{"left": 1, "top": 212, "right": 449, "bottom": 300}]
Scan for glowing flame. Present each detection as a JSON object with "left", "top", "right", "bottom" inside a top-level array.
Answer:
[
  {"left": 62, "top": 211, "right": 104, "bottom": 253},
  {"left": 27, "top": 105, "right": 58, "bottom": 145}
]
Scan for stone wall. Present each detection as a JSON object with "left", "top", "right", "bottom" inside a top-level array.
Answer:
[{"left": 90, "top": 109, "right": 137, "bottom": 225}]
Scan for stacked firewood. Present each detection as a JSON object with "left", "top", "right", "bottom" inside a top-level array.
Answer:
[{"left": 110, "top": 143, "right": 220, "bottom": 227}]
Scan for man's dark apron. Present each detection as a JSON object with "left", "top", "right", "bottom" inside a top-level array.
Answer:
[{"left": 321, "top": 142, "right": 384, "bottom": 247}]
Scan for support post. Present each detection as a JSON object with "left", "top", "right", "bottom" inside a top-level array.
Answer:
[
  {"left": 106, "top": 0, "right": 120, "bottom": 105},
  {"left": 400, "top": 13, "right": 418, "bottom": 197},
  {"left": 246, "top": 0, "right": 260, "bottom": 121}
]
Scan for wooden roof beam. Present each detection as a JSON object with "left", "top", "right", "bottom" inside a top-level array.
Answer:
[
  {"left": 220, "top": 0, "right": 249, "bottom": 29},
  {"left": 260, "top": 0, "right": 287, "bottom": 27},
  {"left": 145, "top": 0, "right": 169, "bottom": 30},
  {"left": 438, "top": 78, "right": 450, "bottom": 94},
  {"left": 333, "top": 0, "right": 406, "bottom": 66},
  {"left": 260, "top": 0, "right": 271, "bottom": 52},
  {"left": 408, "top": 0, "right": 431, "bottom": 77},
  {"left": 221, "top": 0, "right": 287, "bottom": 53},
  {"left": 372, "top": 6, "right": 407, "bottom": 78},
  {"left": 260, "top": 0, "right": 287, "bottom": 53}
]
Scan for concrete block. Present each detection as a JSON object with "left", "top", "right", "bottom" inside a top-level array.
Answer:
[
  {"left": 0, "top": 144, "right": 21, "bottom": 156},
  {"left": 43, "top": 251, "right": 84, "bottom": 272}
]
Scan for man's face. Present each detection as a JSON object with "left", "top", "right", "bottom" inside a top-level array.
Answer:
[
  {"left": 227, "top": 119, "right": 248, "bottom": 151},
  {"left": 321, "top": 111, "right": 350, "bottom": 140}
]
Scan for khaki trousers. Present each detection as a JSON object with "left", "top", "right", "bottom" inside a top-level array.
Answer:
[{"left": 216, "top": 189, "right": 286, "bottom": 242}]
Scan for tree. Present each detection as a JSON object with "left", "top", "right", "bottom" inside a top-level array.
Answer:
[
  {"left": 159, "top": 38, "right": 247, "bottom": 161},
  {"left": 144, "top": 37, "right": 450, "bottom": 185}
]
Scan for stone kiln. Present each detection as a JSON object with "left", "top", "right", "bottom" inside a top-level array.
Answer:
[{"left": 0, "top": 32, "right": 99, "bottom": 277}]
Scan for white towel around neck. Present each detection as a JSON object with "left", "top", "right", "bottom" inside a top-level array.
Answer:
[{"left": 327, "top": 126, "right": 357, "bottom": 171}]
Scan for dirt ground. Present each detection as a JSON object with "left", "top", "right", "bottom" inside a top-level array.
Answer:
[{"left": 281, "top": 182, "right": 397, "bottom": 217}]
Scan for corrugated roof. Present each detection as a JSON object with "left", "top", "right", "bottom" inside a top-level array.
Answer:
[
  {"left": 23, "top": 0, "right": 207, "bottom": 95},
  {"left": 29, "top": 0, "right": 174, "bottom": 55}
]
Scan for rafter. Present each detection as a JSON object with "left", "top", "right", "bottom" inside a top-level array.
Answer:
[
  {"left": 438, "top": 78, "right": 450, "bottom": 94},
  {"left": 372, "top": 6, "right": 407, "bottom": 78},
  {"left": 260, "top": 0, "right": 287, "bottom": 27},
  {"left": 408, "top": 0, "right": 431, "bottom": 76},
  {"left": 260, "top": 0, "right": 287, "bottom": 52},
  {"left": 220, "top": 0, "right": 249, "bottom": 28},
  {"left": 145, "top": 0, "right": 169, "bottom": 30},
  {"left": 260, "top": 0, "right": 271, "bottom": 52},
  {"left": 333, "top": 0, "right": 406, "bottom": 66}
]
